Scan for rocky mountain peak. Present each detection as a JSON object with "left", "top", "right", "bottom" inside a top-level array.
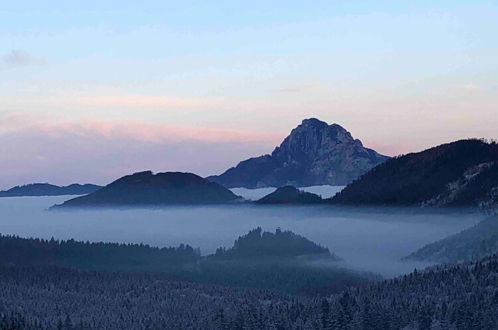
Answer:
[
  {"left": 207, "top": 118, "right": 389, "bottom": 188},
  {"left": 271, "top": 118, "right": 374, "bottom": 164}
]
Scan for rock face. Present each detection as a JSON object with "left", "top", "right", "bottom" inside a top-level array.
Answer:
[
  {"left": 331, "top": 139, "right": 498, "bottom": 208},
  {"left": 256, "top": 186, "right": 323, "bottom": 204},
  {"left": 207, "top": 118, "right": 389, "bottom": 188},
  {"left": 0, "top": 183, "right": 102, "bottom": 197},
  {"left": 53, "top": 171, "right": 240, "bottom": 208}
]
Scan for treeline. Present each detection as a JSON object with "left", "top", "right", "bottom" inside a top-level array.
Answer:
[
  {"left": 212, "top": 227, "right": 336, "bottom": 260},
  {"left": 0, "top": 234, "right": 200, "bottom": 271},
  {"left": 0, "top": 230, "right": 366, "bottom": 295},
  {"left": 0, "top": 254, "right": 497, "bottom": 329},
  {"left": 405, "top": 215, "right": 498, "bottom": 263}
]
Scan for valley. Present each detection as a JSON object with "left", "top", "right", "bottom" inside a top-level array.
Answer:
[{"left": 0, "top": 191, "right": 482, "bottom": 278}]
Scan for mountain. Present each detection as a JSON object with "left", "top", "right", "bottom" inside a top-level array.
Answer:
[
  {"left": 53, "top": 171, "right": 240, "bottom": 208},
  {"left": 331, "top": 139, "right": 498, "bottom": 208},
  {"left": 404, "top": 215, "right": 498, "bottom": 263},
  {"left": 256, "top": 185, "right": 323, "bottom": 204},
  {"left": 0, "top": 183, "right": 102, "bottom": 197},
  {"left": 207, "top": 118, "right": 389, "bottom": 188}
]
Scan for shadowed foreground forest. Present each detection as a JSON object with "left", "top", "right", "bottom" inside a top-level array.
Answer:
[
  {"left": 0, "top": 253, "right": 497, "bottom": 329},
  {"left": 0, "top": 229, "right": 372, "bottom": 296}
]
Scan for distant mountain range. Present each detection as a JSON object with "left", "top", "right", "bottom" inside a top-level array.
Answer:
[
  {"left": 53, "top": 171, "right": 240, "bottom": 208},
  {"left": 256, "top": 185, "right": 323, "bottom": 204},
  {"left": 404, "top": 215, "right": 498, "bottom": 263},
  {"left": 331, "top": 139, "right": 498, "bottom": 209},
  {"left": 207, "top": 118, "right": 389, "bottom": 188},
  {"left": 0, "top": 183, "right": 102, "bottom": 197}
]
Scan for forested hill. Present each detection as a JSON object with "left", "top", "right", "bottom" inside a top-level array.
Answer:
[
  {"left": 256, "top": 185, "right": 324, "bottom": 204},
  {"left": 0, "top": 183, "right": 102, "bottom": 197},
  {"left": 212, "top": 227, "right": 339, "bottom": 260},
  {"left": 0, "top": 252, "right": 497, "bottom": 328},
  {"left": 331, "top": 139, "right": 498, "bottom": 208},
  {"left": 404, "top": 215, "right": 498, "bottom": 263},
  {"left": 0, "top": 230, "right": 362, "bottom": 295},
  {"left": 53, "top": 171, "right": 240, "bottom": 208},
  {"left": 0, "top": 234, "right": 200, "bottom": 270}
]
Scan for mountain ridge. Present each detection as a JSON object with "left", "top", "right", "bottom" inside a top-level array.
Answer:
[
  {"left": 331, "top": 139, "right": 498, "bottom": 209},
  {"left": 0, "top": 183, "right": 102, "bottom": 197}
]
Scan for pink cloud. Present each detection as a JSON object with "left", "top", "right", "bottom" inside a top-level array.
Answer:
[
  {"left": 59, "top": 95, "right": 224, "bottom": 109},
  {"left": 34, "top": 119, "right": 282, "bottom": 144},
  {"left": 0, "top": 116, "right": 282, "bottom": 188}
]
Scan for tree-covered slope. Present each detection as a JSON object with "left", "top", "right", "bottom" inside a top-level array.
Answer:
[
  {"left": 331, "top": 139, "right": 498, "bottom": 208},
  {"left": 404, "top": 216, "right": 498, "bottom": 263},
  {"left": 1, "top": 253, "right": 497, "bottom": 329}
]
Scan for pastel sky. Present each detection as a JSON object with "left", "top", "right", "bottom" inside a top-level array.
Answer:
[{"left": 1, "top": 1, "right": 498, "bottom": 188}]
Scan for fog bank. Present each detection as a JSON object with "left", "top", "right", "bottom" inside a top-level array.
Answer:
[{"left": 0, "top": 192, "right": 483, "bottom": 277}]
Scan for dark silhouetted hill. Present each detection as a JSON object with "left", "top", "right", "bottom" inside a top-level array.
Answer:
[
  {"left": 331, "top": 139, "right": 498, "bottom": 208},
  {"left": 0, "top": 183, "right": 102, "bottom": 197},
  {"left": 53, "top": 171, "right": 240, "bottom": 208},
  {"left": 207, "top": 118, "right": 388, "bottom": 188},
  {"left": 256, "top": 185, "right": 323, "bottom": 204},
  {"left": 212, "top": 227, "right": 340, "bottom": 260}
]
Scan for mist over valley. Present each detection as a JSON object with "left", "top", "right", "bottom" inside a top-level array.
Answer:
[{"left": 0, "top": 189, "right": 482, "bottom": 278}]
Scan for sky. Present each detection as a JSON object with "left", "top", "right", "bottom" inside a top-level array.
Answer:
[{"left": 1, "top": 1, "right": 497, "bottom": 188}]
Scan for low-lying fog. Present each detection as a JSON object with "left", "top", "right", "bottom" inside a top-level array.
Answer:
[
  {"left": 231, "top": 185, "right": 346, "bottom": 201},
  {"left": 0, "top": 186, "right": 484, "bottom": 277}
]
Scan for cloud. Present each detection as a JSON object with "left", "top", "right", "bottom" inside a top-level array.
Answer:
[
  {"left": 32, "top": 119, "right": 282, "bottom": 144},
  {"left": 66, "top": 95, "right": 222, "bottom": 109},
  {"left": 0, "top": 116, "right": 282, "bottom": 187},
  {"left": 460, "top": 83, "right": 482, "bottom": 92},
  {"left": 1, "top": 50, "right": 44, "bottom": 68},
  {"left": 271, "top": 87, "right": 302, "bottom": 93},
  {"left": 0, "top": 114, "right": 282, "bottom": 144}
]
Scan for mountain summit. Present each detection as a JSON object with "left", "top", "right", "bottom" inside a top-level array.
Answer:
[{"left": 207, "top": 118, "right": 388, "bottom": 188}]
